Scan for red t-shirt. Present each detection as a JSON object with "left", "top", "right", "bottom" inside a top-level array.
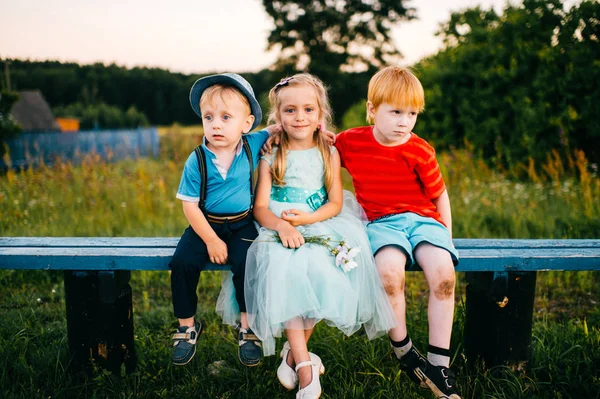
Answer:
[{"left": 335, "top": 126, "right": 446, "bottom": 225}]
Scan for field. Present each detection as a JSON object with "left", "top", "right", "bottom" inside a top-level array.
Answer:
[{"left": 0, "top": 128, "right": 599, "bottom": 398}]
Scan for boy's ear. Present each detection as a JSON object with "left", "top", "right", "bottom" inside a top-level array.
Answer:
[
  {"left": 366, "top": 101, "right": 376, "bottom": 119},
  {"left": 243, "top": 115, "right": 255, "bottom": 133}
]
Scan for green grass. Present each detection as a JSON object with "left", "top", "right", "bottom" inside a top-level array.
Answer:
[
  {"left": 0, "top": 130, "right": 599, "bottom": 398},
  {"left": 0, "top": 269, "right": 598, "bottom": 398}
]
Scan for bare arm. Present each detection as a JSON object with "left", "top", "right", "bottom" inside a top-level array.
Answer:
[
  {"left": 253, "top": 160, "right": 284, "bottom": 230},
  {"left": 432, "top": 189, "right": 452, "bottom": 237},
  {"left": 181, "top": 201, "right": 228, "bottom": 264}
]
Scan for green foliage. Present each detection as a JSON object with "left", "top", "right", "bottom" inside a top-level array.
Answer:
[
  {"left": 441, "top": 148, "right": 600, "bottom": 239},
  {"left": 4, "top": 60, "right": 203, "bottom": 126},
  {"left": 263, "top": 0, "right": 414, "bottom": 74},
  {"left": 1, "top": 131, "right": 598, "bottom": 238},
  {"left": 53, "top": 102, "right": 149, "bottom": 130},
  {"left": 340, "top": 100, "right": 367, "bottom": 131},
  {"left": 0, "top": 266, "right": 598, "bottom": 398},
  {"left": 0, "top": 58, "right": 369, "bottom": 130},
  {"left": 0, "top": 132, "right": 195, "bottom": 236},
  {"left": 0, "top": 90, "right": 22, "bottom": 142},
  {"left": 416, "top": 0, "right": 600, "bottom": 165}
]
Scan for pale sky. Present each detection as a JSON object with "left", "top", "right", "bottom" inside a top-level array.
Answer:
[{"left": 0, "top": 0, "right": 576, "bottom": 74}]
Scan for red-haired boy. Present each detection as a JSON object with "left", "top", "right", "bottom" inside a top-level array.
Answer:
[{"left": 335, "top": 66, "right": 461, "bottom": 399}]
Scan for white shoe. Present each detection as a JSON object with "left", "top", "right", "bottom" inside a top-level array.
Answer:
[
  {"left": 295, "top": 353, "right": 325, "bottom": 399},
  {"left": 277, "top": 343, "right": 325, "bottom": 390},
  {"left": 277, "top": 341, "right": 298, "bottom": 390}
]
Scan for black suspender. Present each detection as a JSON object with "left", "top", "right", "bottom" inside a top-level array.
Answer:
[
  {"left": 194, "top": 144, "right": 209, "bottom": 211},
  {"left": 193, "top": 135, "right": 255, "bottom": 213},
  {"left": 242, "top": 136, "right": 256, "bottom": 205}
]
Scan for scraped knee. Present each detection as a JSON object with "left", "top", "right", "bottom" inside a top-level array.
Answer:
[{"left": 434, "top": 278, "right": 455, "bottom": 300}]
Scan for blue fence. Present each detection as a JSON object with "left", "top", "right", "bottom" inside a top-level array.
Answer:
[{"left": 1, "top": 128, "right": 160, "bottom": 169}]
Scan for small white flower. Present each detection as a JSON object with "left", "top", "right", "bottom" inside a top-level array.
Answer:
[
  {"left": 335, "top": 251, "right": 348, "bottom": 266},
  {"left": 342, "top": 260, "right": 358, "bottom": 272},
  {"left": 330, "top": 241, "right": 360, "bottom": 272},
  {"left": 347, "top": 247, "right": 361, "bottom": 259}
]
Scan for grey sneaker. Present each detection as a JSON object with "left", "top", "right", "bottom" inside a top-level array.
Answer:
[
  {"left": 238, "top": 327, "right": 262, "bottom": 367},
  {"left": 172, "top": 321, "right": 202, "bottom": 366}
]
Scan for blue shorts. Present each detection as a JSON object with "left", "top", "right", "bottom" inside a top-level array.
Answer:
[{"left": 366, "top": 212, "right": 459, "bottom": 267}]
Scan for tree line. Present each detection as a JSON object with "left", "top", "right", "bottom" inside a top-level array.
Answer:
[
  {"left": 1, "top": 0, "right": 598, "bottom": 166},
  {"left": 416, "top": 0, "right": 600, "bottom": 166}
]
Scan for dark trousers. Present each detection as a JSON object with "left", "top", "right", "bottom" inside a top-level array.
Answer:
[{"left": 169, "top": 215, "right": 257, "bottom": 319}]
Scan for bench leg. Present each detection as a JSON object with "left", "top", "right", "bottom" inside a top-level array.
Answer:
[
  {"left": 64, "top": 270, "right": 137, "bottom": 374},
  {"left": 464, "top": 271, "right": 537, "bottom": 369}
]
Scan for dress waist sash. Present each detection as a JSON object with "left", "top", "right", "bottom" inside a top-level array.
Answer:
[{"left": 270, "top": 186, "right": 328, "bottom": 211}]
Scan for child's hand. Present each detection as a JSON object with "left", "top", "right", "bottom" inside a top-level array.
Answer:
[
  {"left": 321, "top": 126, "right": 337, "bottom": 145},
  {"left": 281, "top": 209, "right": 312, "bottom": 227},
  {"left": 206, "top": 237, "right": 228, "bottom": 264},
  {"left": 261, "top": 125, "right": 283, "bottom": 155},
  {"left": 277, "top": 222, "right": 305, "bottom": 249}
]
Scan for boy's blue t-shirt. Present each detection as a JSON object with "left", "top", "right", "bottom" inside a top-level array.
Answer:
[{"left": 176, "top": 129, "right": 269, "bottom": 214}]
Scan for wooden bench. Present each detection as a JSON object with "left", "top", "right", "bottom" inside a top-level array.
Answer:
[{"left": 1, "top": 237, "right": 599, "bottom": 373}]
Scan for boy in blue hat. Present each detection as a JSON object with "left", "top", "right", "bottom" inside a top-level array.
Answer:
[{"left": 170, "top": 73, "right": 269, "bottom": 367}]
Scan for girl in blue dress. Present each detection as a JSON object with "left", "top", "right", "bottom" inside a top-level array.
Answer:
[{"left": 220, "top": 73, "right": 395, "bottom": 399}]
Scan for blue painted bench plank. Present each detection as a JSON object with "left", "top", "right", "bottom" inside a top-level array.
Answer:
[
  {"left": 2, "top": 237, "right": 598, "bottom": 248},
  {"left": 1, "top": 238, "right": 599, "bottom": 272}
]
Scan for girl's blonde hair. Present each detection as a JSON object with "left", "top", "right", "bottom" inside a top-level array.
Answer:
[
  {"left": 367, "top": 66, "right": 425, "bottom": 124},
  {"left": 267, "top": 73, "right": 334, "bottom": 189}
]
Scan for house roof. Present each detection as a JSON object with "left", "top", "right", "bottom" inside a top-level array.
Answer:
[{"left": 10, "top": 91, "right": 60, "bottom": 131}]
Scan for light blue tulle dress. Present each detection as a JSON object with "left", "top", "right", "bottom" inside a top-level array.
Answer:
[{"left": 216, "top": 146, "right": 396, "bottom": 356}]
